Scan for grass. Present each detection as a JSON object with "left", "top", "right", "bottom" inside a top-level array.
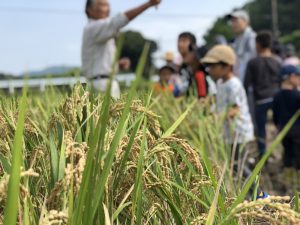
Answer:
[
  {"left": 1, "top": 46, "right": 300, "bottom": 224},
  {"left": 1, "top": 85, "right": 300, "bottom": 224},
  {"left": 3, "top": 87, "right": 27, "bottom": 225}
]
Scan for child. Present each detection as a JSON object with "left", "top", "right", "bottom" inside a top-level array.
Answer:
[
  {"left": 177, "top": 32, "right": 197, "bottom": 96},
  {"left": 201, "top": 45, "right": 254, "bottom": 149},
  {"left": 273, "top": 65, "right": 300, "bottom": 189},
  {"left": 185, "top": 45, "right": 217, "bottom": 98},
  {"left": 244, "top": 31, "right": 280, "bottom": 157},
  {"left": 201, "top": 45, "right": 268, "bottom": 199},
  {"left": 153, "top": 64, "right": 182, "bottom": 97}
]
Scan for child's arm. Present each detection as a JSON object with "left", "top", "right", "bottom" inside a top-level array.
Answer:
[{"left": 227, "top": 87, "right": 243, "bottom": 120}]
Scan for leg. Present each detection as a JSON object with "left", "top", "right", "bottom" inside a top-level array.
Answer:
[
  {"left": 91, "top": 78, "right": 108, "bottom": 93},
  {"left": 254, "top": 102, "right": 272, "bottom": 156},
  {"left": 231, "top": 144, "right": 251, "bottom": 179},
  {"left": 247, "top": 88, "right": 257, "bottom": 133},
  {"left": 292, "top": 128, "right": 300, "bottom": 170},
  {"left": 92, "top": 79, "right": 120, "bottom": 99},
  {"left": 282, "top": 134, "right": 294, "bottom": 168},
  {"left": 291, "top": 128, "right": 300, "bottom": 190},
  {"left": 232, "top": 143, "right": 262, "bottom": 198},
  {"left": 111, "top": 80, "right": 121, "bottom": 99},
  {"left": 281, "top": 134, "right": 294, "bottom": 189},
  {"left": 231, "top": 143, "right": 240, "bottom": 174}
]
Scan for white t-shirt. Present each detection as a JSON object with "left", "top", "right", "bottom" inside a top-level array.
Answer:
[
  {"left": 216, "top": 76, "right": 254, "bottom": 144},
  {"left": 207, "top": 76, "right": 217, "bottom": 96},
  {"left": 81, "top": 13, "right": 129, "bottom": 78}
]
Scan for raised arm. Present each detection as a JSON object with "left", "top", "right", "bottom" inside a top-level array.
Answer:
[
  {"left": 87, "top": 0, "right": 162, "bottom": 43},
  {"left": 125, "top": 0, "right": 161, "bottom": 21}
]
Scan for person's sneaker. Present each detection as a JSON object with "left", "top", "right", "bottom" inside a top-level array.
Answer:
[{"left": 256, "top": 191, "right": 269, "bottom": 200}]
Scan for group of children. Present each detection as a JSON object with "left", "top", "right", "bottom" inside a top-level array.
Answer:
[{"left": 154, "top": 31, "right": 300, "bottom": 192}]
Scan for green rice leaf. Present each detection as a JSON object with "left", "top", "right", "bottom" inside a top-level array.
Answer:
[{"left": 4, "top": 87, "right": 27, "bottom": 225}]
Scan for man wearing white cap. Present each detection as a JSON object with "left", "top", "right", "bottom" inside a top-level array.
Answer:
[
  {"left": 82, "top": 0, "right": 162, "bottom": 98},
  {"left": 227, "top": 10, "right": 257, "bottom": 82}
]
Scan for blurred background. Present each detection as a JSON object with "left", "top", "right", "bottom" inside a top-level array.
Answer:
[
  {"left": 0, "top": 0, "right": 249, "bottom": 76},
  {"left": 0, "top": 0, "right": 299, "bottom": 80}
]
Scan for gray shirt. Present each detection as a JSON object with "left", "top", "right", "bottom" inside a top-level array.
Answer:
[
  {"left": 81, "top": 13, "right": 129, "bottom": 78},
  {"left": 231, "top": 27, "right": 257, "bottom": 82}
]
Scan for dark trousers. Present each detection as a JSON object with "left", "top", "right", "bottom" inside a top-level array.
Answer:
[
  {"left": 231, "top": 144, "right": 251, "bottom": 178},
  {"left": 282, "top": 126, "right": 300, "bottom": 170},
  {"left": 255, "top": 101, "right": 273, "bottom": 156},
  {"left": 231, "top": 144, "right": 261, "bottom": 197}
]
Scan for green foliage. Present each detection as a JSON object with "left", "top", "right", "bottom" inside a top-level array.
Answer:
[
  {"left": 3, "top": 88, "right": 27, "bottom": 225},
  {"left": 244, "top": 0, "right": 273, "bottom": 32},
  {"left": 203, "top": 18, "right": 234, "bottom": 46},
  {"left": 1, "top": 42, "right": 300, "bottom": 224},
  {"left": 281, "top": 30, "right": 300, "bottom": 56},
  {"left": 204, "top": 0, "right": 300, "bottom": 53},
  {"left": 121, "top": 30, "right": 158, "bottom": 78},
  {"left": 1, "top": 83, "right": 300, "bottom": 224},
  {"left": 245, "top": 0, "right": 300, "bottom": 36}
]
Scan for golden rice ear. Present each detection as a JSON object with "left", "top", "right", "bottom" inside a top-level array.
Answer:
[
  {"left": 40, "top": 209, "right": 68, "bottom": 225},
  {"left": 228, "top": 195, "right": 300, "bottom": 224},
  {"left": 0, "top": 175, "right": 9, "bottom": 203}
]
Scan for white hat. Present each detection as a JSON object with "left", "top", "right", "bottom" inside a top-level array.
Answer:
[{"left": 227, "top": 10, "right": 250, "bottom": 23}]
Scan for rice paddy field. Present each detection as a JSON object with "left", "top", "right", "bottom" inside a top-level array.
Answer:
[{"left": 1, "top": 45, "right": 300, "bottom": 225}]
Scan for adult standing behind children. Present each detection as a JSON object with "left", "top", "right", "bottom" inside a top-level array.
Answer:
[
  {"left": 244, "top": 31, "right": 280, "bottom": 157},
  {"left": 82, "top": 0, "right": 162, "bottom": 98},
  {"left": 227, "top": 10, "right": 256, "bottom": 82}
]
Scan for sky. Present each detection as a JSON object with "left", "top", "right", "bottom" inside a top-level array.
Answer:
[{"left": 0, "top": 0, "right": 249, "bottom": 75}]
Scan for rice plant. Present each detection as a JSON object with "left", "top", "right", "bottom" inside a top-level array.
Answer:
[{"left": 1, "top": 45, "right": 300, "bottom": 224}]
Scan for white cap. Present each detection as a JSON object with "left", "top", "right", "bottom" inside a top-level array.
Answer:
[{"left": 227, "top": 10, "right": 250, "bottom": 23}]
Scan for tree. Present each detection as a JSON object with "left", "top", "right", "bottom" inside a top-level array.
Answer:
[
  {"left": 203, "top": 17, "right": 234, "bottom": 46},
  {"left": 120, "top": 30, "right": 158, "bottom": 78},
  {"left": 281, "top": 30, "right": 300, "bottom": 53},
  {"left": 203, "top": 0, "right": 300, "bottom": 55},
  {"left": 0, "top": 73, "right": 14, "bottom": 80}
]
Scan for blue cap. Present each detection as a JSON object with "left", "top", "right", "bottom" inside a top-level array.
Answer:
[{"left": 280, "top": 65, "right": 300, "bottom": 80}]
